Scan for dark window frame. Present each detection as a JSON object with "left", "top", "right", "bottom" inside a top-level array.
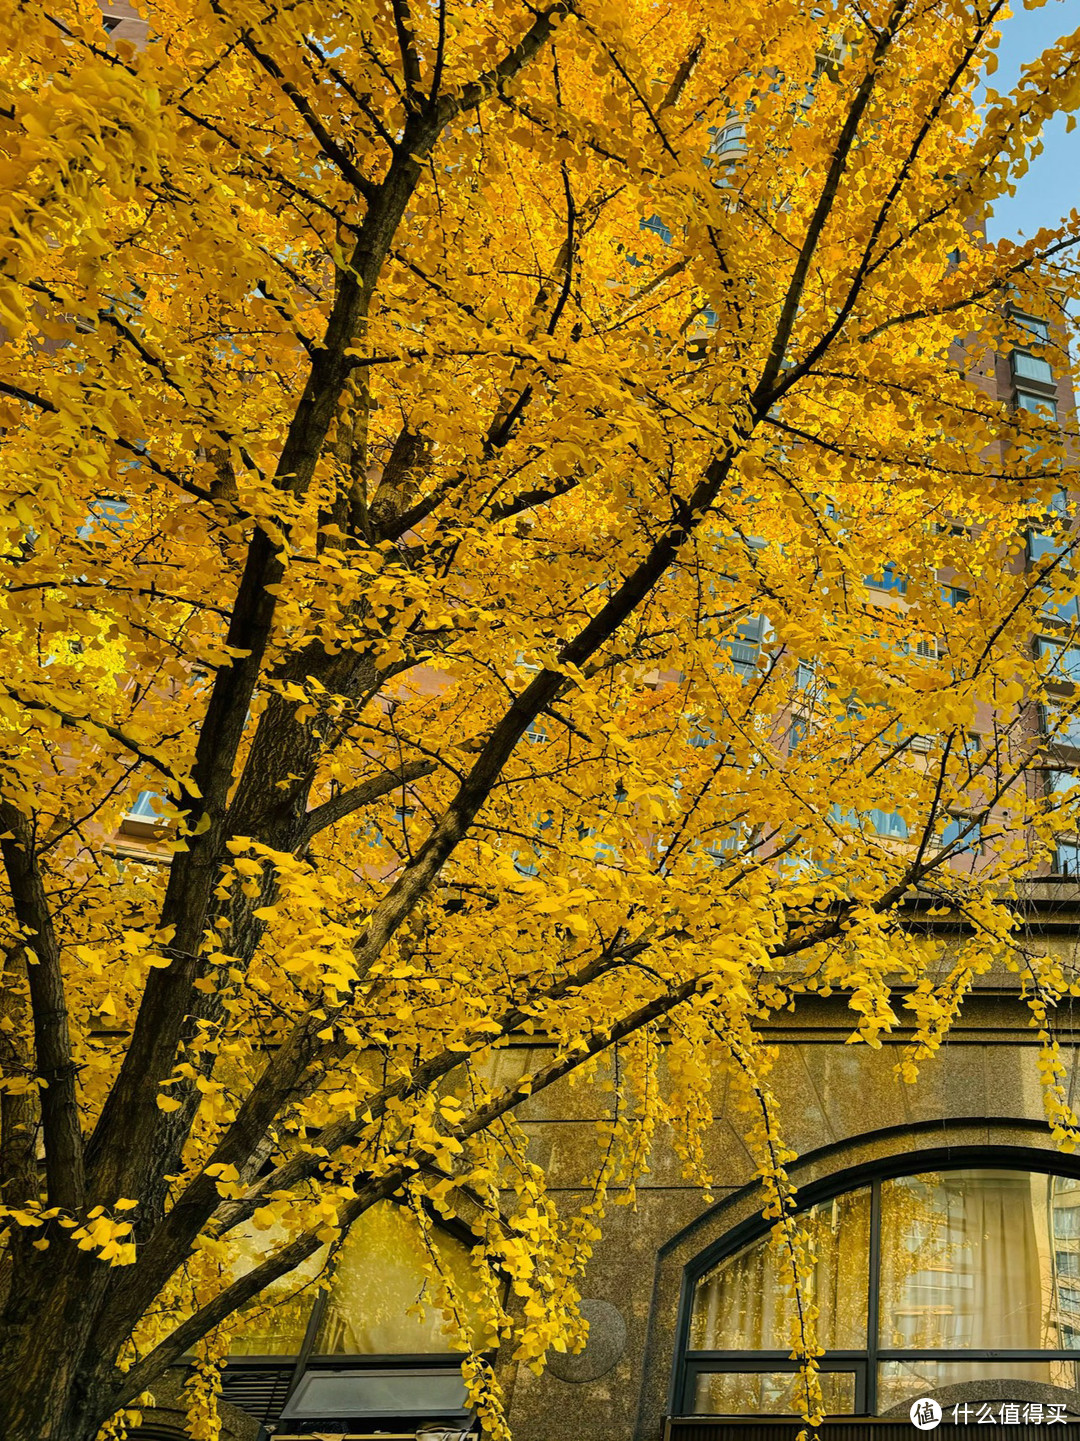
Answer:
[
  {"left": 222, "top": 1207, "right": 497, "bottom": 1425},
  {"left": 672, "top": 1148, "right": 1080, "bottom": 1419}
]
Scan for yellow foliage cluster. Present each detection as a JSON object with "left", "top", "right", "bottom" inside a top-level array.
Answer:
[{"left": 0, "top": 0, "right": 1079, "bottom": 1437}]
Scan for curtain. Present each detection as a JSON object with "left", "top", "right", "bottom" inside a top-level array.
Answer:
[
  {"left": 315, "top": 1201, "right": 483, "bottom": 1355},
  {"left": 878, "top": 1170, "right": 1045, "bottom": 1357},
  {"left": 226, "top": 1223, "right": 326, "bottom": 1357},
  {"left": 690, "top": 1188, "right": 871, "bottom": 1351}
]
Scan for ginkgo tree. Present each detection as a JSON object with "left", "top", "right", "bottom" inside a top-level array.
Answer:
[{"left": 2, "top": 0, "right": 1080, "bottom": 1436}]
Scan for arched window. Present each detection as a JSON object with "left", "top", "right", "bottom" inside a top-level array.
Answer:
[{"left": 677, "top": 1165, "right": 1080, "bottom": 1417}]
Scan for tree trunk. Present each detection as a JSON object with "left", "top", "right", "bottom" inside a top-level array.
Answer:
[{"left": 0, "top": 1260, "right": 122, "bottom": 1441}]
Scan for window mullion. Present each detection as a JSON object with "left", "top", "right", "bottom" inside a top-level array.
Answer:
[{"left": 867, "top": 1177, "right": 881, "bottom": 1414}]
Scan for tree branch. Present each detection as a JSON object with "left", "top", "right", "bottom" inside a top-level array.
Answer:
[
  {"left": 234, "top": 25, "right": 377, "bottom": 201},
  {"left": 391, "top": 0, "right": 424, "bottom": 103},
  {"left": 0, "top": 807, "right": 84, "bottom": 1211},
  {"left": 298, "top": 758, "right": 437, "bottom": 846}
]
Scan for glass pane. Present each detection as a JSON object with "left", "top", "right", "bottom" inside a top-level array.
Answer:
[
  {"left": 1013, "top": 313, "right": 1050, "bottom": 344},
  {"left": 128, "top": 790, "right": 164, "bottom": 818},
  {"left": 284, "top": 1368, "right": 467, "bottom": 1418},
  {"left": 1051, "top": 771, "right": 1079, "bottom": 797},
  {"left": 868, "top": 808, "right": 909, "bottom": 839},
  {"left": 1043, "top": 704, "right": 1080, "bottom": 748},
  {"left": 1044, "top": 595, "right": 1080, "bottom": 625},
  {"left": 226, "top": 1223, "right": 325, "bottom": 1357},
  {"left": 879, "top": 1170, "right": 1080, "bottom": 1350},
  {"left": 865, "top": 564, "right": 907, "bottom": 593},
  {"left": 691, "top": 1189, "right": 870, "bottom": 1350},
  {"left": 879, "top": 1360, "right": 1079, "bottom": 1414},
  {"left": 1014, "top": 352, "right": 1054, "bottom": 384},
  {"left": 722, "top": 615, "right": 769, "bottom": 677},
  {"left": 693, "top": 1370, "right": 856, "bottom": 1416},
  {"left": 1039, "top": 638, "right": 1080, "bottom": 683},
  {"left": 315, "top": 1202, "right": 484, "bottom": 1355},
  {"left": 941, "top": 817, "right": 980, "bottom": 850},
  {"left": 1018, "top": 391, "right": 1059, "bottom": 420},
  {"left": 1054, "top": 1176, "right": 1080, "bottom": 1345},
  {"left": 1029, "top": 530, "right": 1065, "bottom": 563}
]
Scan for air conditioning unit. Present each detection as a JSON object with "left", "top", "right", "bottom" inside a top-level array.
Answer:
[{"left": 909, "top": 734, "right": 934, "bottom": 753}]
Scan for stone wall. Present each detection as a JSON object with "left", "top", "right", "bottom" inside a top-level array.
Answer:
[{"left": 497, "top": 979, "right": 1080, "bottom": 1441}]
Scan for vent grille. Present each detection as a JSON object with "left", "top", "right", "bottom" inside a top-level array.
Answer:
[{"left": 220, "top": 1362, "right": 294, "bottom": 1424}]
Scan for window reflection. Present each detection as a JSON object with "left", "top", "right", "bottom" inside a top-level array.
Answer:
[
  {"left": 693, "top": 1370, "right": 855, "bottom": 1416},
  {"left": 226, "top": 1223, "right": 325, "bottom": 1358},
  {"left": 225, "top": 1202, "right": 486, "bottom": 1360},
  {"left": 690, "top": 1189, "right": 870, "bottom": 1350},
  {"left": 879, "top": 1171, "right": 1080, "bottom": 1351},
  {"left": 685, "top": 1167, "right": 1080, "bottom": 1415},
  {"left": 314, "top": 1202, "right": 485, "bottom": 1355},
  {"left": 878, "top": 1360, "right": 1079, "bottom": 1413}
]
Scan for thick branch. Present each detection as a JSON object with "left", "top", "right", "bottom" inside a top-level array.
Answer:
[
  {"left": 92, "top": 930, "right": 651, "bottom": 1351},
  {"left": 391, "top": 0, "right": 424, "bottom": 101},
  {"left": 0, "top": 807, "right": 84, "bottom": 1211},
  {"left": 756, "top": 0, "right": 910, "bottom": 397},
  {"left": 85, "top": 1, "right": 571, "bottom": 1209},
  {"left": 298, "top": 758, "right": 437, "bottom": 846},
  {"left": 235, "top": 26, "right": 377, "bottom": 200}
]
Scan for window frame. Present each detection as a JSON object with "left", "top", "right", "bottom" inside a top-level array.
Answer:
[
  {"left": 1011, "top": 350, "right": 1054, "bottom": 386},
  {"left": 222, "top": 1204, "right": 497, "bottom": 1426},
  {"left": 1052, "top": 840, "right": 1080, "bottom": 878},
  {"left": 1017, "top": 390, "right": 1059, "bottom": 421},
  {"left": 277, "top": 1353, "right": 473, "bottom": 1426},
  {"left": 1037, "top": 635, "right": 1080, "bottom": 686},
  {"left": 673, "top": 1151, "right": 1080, "bottom": 1419},
  {"left": 1010, "top": 312, "right": 1051, "bottom": 345}
]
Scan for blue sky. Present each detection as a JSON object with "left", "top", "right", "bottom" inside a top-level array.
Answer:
[{"left": 987, "top": 0, "right": 1079, "bottom": 240}]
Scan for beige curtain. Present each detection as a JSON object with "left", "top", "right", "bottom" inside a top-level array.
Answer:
[
  {"left": 315, "top": 1201, "right": 483, "bottom": 1355},
  {"left": 690, "top": 1188, "right": 871, "bottom": 1351},
  {"left": 226, "top": 1223, "right": 326, "bottom": 1358},
  {"left": 878, "top": 1170, "right": 1044, "bottom": 1353}
]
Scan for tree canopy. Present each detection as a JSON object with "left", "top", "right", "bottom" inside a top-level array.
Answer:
[{"left": 2, "top": 0, "right": 1080, "bottom": 1436}]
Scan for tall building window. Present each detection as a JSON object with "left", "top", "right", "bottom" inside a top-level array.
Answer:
[
  {"left": 1013, "top": 352, "right": 1054, "bottom": 386},
  {"left": 1027, "top": 530, "right": 1065, "bottom": 564},
  {"left": 722, "top": 614, "right": 770, "bottom": 678},
  {"left": 1017, "top": 392, "right": 1059, "bottom": 421},
  {"left": 1053, "top": 841, "right": 1080, "bottom": 878},
  {"left": 708, "top": 120, "right": 747, "bottom": 156},
  {"left": 119, "top": 790, "right": 170, "bottom": 838},
  {"left": 1036, "top": 637, "right": 1080, "bottom": 685},
  {"left": 830, "top": 804, "right": 909, "bottom": 840},
  {"left": 942, "top": 585, "right": 970, "bottom": 607},
  {"left": 677, "top": 1166, "right": 1080, "bottom": 1417},
  {"left": 864, "top": 563, "right": 907, "bottom": 594},
  {"left": 940, "top": 814, "right": 981, "bottom": 851},
  {"left": 1011, "top": 313, "right": 1051, "bottom": 344},
  {"left": 1042, "top": 702, "right": 1080, "bottom": 750}
]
